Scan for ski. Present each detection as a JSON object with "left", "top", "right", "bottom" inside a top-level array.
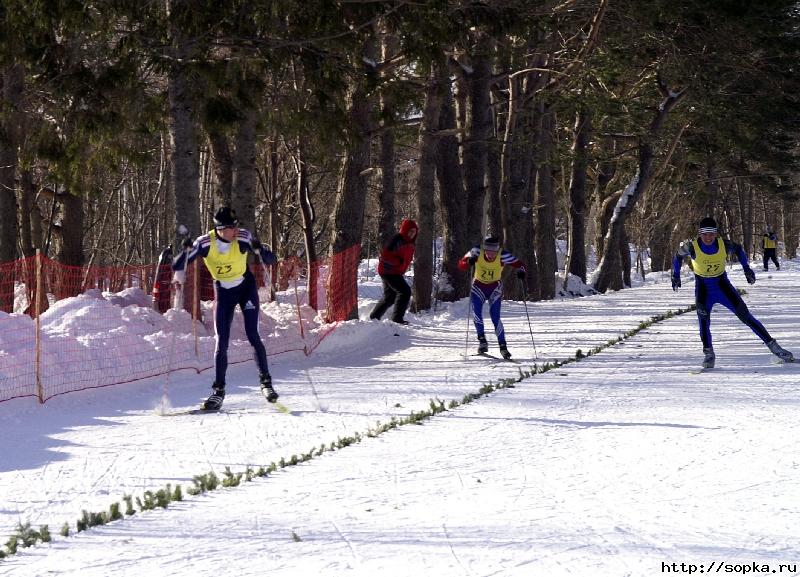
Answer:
[
  {"left": 490, "top": 359, "right": 521, "bottom": 366},
  {"left": 689, "top": 368, "right": 711, "bottom": 374},
  {"left": 269, "top": 401, "right": 292, "bottom": 414},
  {"left": 471, "top": 352, "right": 521, "bottom": 364},
  {"left": 260, "top": 386, "right": 292, "bottom": 414},
  {"left": 160, "top": 407, "right": 238, "bottom": 417},
  {"left": 772, "top": 358, "right": 797, "bottom": 365}
]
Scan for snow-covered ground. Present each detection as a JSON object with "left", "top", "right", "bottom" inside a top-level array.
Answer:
[{"left": 2, "top": 259, "right": 799, "bottom": 577}]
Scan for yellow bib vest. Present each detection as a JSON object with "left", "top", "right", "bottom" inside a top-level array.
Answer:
[
  {"left": 764, "top": 236, "right": 776, "bottom": 249},
  {"left": 204, "top": 230, "right": 248, "bottom": 281},
  {"left": 474, "top": 250, "right": 503, "bottom": 283},
  {"left": 691, "top": 238, "right": 727, "bottom": 278}
]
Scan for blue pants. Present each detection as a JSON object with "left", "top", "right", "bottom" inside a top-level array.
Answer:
[
  {"left": 471, "top": 280, "right": 506, "bottom": 346},
  {"left": 214, "top": 271, "right": 270, "bottom": 385},
  {"left": 763, "top": 248, "right": 779, "bottom": 270},
  {"left": 694, "top": 273, "right": 771, "bottom": 349}
]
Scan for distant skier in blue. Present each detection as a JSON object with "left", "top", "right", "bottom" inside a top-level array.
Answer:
[
  {"left": 173, "top": 206, "right": 279, "bottom": 410},
  {"left": 458, "top": 236, "right": 526, "bottom": 360},
  {"left": 671, "top": 216, "right": 794, "bottom": 368}
]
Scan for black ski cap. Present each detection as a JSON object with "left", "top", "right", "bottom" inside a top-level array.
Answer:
[
  {"left": 698, "top": 217, "right": 717, "bottom": 234},
  {"left": 214, "top": 206, "right": 239, "bottom": 228},
  {"left": 483, "top": 236, "right": 500, "bottom": 251}
]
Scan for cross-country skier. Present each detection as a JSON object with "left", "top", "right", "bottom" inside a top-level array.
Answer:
[
  {"left": 762, "top": 226, "right": 780, "bottom": 271},
  {"left": 458, "top": 236, "right": 526, "bottom": 360},
  {"left": 173, "top": 206, "right": 279, "bottom": 410},
  {"left": 369, "top": 219, "right": 418, "bottom": 325},
  {"left": 671, "top": 216, "right": 794, "bottom": 368}
]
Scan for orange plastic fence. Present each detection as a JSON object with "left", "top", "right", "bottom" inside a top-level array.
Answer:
[{"left": 0, "top": 245, "right": 361, "bottom": 404}]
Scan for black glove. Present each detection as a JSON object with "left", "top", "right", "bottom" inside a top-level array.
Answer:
[
  {"left": 671, "top": 274, "right": 681, "bottom": 291},
  {"left": 251, "top": 238, "right": 262, "bottom": 251},
  {"left": 744, "top": 268, "right": 756, "bottom": 284},
  {"left": 516, "top": 269, "right": 526, "bottom": 280},
  {"left": 468, "top": 255, "right": 478, "bottom": 266},
  {"left": 181, "top": 238, "right": 192, "bottom": 250}
]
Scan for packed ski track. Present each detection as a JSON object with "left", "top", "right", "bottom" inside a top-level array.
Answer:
[{"left": 2, "top": 261, "right": 800, "bottom": 576}]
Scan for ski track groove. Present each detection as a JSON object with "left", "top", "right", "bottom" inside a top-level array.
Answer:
[
  {"left": 442, "top": 522, "right": 474, "bottom": 577},
  {"left": 330, "top": 519, "right": 361, "bottom": 569}
]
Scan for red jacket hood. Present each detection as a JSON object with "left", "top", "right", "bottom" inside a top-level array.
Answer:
[{"left": 399, "top": 219, "right": 418, "bottom": 242}]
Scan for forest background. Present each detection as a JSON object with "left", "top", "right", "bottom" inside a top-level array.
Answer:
[{"left": 1, "top": 0, "right": 798, "bottom": 315}]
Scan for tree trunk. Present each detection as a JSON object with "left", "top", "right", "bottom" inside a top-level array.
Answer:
[
  {"left": 377, "top": 32, "right": 398, "bottom": 248},
  {"left": 326, "top": 36, "right": 377, "bottom": 321},
  {"left": 593, "top": 136, "right": 617, "bottom": 263},
  {"left": 461, "top": 34, "right": 494, "bottom": 245},
  {"left": 596, "top": 191, "right": 624, "bottom": 290},
  {"left": 648, "top": 217, "right": 673, "bottom": 272},
  {"left": 0, "top": 65, "right": 22, "bottom": 268},
  {"left": 377, "top": 115, "right": 396, "bottom": 248},
  {"left": 784, "top": 194, "right": 798, "bottom": 259},
  {"left": 18, "top": 171, "right": 35, "bottom": 257},
  {"left": 436, "top": 64, "right": 469, "bottom": 302},
  {"left": 592, "top": 80, "right": 687, "bottom": 293},
  {"left": 265, "top": 138, "right": 281, "bottom": 258},
  {"left": 167, "top": 15, "right": 201, "bottom": 249},
  {"left": 737, "top": 178, "right": 754, "bottom": 258},
  {"left": 296, "top": 138, "right": 318, "bottom": 309},
  {"left": 485, "top": 95, "right": 502, "bottom": 239},
  {"left": 534, "top": 102, "right": 557, "bottom": 301},
  {"left": 620, "top": 226, "right": 631, "bottom": 288},
  {"left": 0, "top": 64, "right": 22, "bottom": 311},
  {"left": 208, "top": 131, "right": 232, "bottom": 207},
  {"left": 412, "top": 67, "right": 442, "bottom": 313},
  {"left": 498, "top": 72, "right": 536, "bottom": 301},
  {"left": 564, "top": 109, "right": 591, "bottom": 284},
  {"left": 58, "top": 188, "right": 84, "bottom": 268},
  {"left": 231, "top": 106, "right": 258, "bottom": 229}
]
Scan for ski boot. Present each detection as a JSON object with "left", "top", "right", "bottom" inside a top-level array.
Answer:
[
  {"left": 702, "top": 347, "right": 715, "bottom": 369},
  {"left": 260, "top": 373, "right": 279, "bottom": 403},
  {"left": 477, "top": 335, "right": 489, "bottom": 354},
  {"left": 499, "top": 344, "right": 512, "bottom": 360},
  {"left": 202, "top": 384, "right": 225, "bottom": 411},
  {"left": 767, "top": 340, "right": 794, "bottom": 362}
]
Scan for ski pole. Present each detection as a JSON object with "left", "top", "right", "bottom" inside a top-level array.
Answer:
[
  {"left": 157, "top": 315, "right": 180, "bottom": 415},
  {"left": 519, "top": 277, "right": 538, "bottom": 360},
  {"left": 464, "top": 265, "right": 474, "bottom": 359}
]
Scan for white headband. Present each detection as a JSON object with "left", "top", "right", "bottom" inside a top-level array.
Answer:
[{"left": 698, "top": 227, "right": 717, "bottom": 234}]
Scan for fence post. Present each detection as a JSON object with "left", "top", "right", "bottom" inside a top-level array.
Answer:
[
  {"left": 293, "top": 277, "right": 306, "bottom": 341},
  {"left": 35, "top": 249, "right": 44, "bottom": 403}
]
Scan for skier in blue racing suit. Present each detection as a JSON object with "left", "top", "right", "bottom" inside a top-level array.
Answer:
[
  {"left": 173, "top": 206, "right": 279, "bottom": 410},
  {"left": 671, "top": 216, "right": 794, "bottom": 368}
]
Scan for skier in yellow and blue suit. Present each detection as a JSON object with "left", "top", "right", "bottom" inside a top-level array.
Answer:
[
  {"left": 762, "top": 226, "right": 780, "bottom": 271},
  {"left": 173, "top": 206, "right": 279, "bottom": 410},
  {"left": 458, "top": 236, "right": 526, "bottom": 360},
  {"left": 671, "top": 216, "right": 794, "bottom": 369}
]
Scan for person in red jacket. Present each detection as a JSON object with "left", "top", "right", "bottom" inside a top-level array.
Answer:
[{"left": 369, "top": 219, "right": 418, "bottom": 325}]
